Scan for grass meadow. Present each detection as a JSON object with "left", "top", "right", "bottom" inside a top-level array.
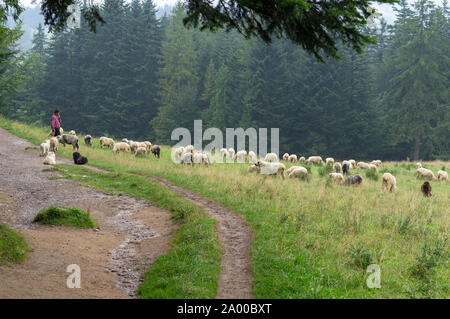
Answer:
[{"left": 1, "top": 116, "right": 448, "bottom": 298}]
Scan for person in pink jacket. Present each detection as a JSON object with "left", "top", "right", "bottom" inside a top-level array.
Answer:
[{"left": 51, "top": 109, "right": 61, "bottom": 136}]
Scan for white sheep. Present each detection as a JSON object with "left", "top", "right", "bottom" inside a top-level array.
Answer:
[
  {"left": 43, "top": 151, "right": 56, "bottom": 165},
  {"left": 235, "top": 150, "right": 248, "bottom": 163},
  {"left": 129, "top": 141, "right": 140, "bottom": 154},
  {"left": 100, "top": 136, "right": 115, "bottom": 148},
  {"left": 143, "top": 141, "right": 152, "bottom": 152},
  {"left": 349, "top": 160, "right": 357, "bottom": 169},
  {"left": 333, "top": 162, "right": 343, "bottom": 174},
  {"left": 255, "top": 160, "right": 285, "bottom": 179},
  {"left": 181, "top": 152, "right": 193, "bottom": 164},
  {"left": 248, "top": 151, "right": 257, "bottom": 163},
  {"left": 282, "top": 153, "right": 289, "bottom": 161},
  {"left": 288, "top": 167, "right": 308, "bottom": 179},
  {"left": 49, "top": 137, "right": 59, "bottom": 152},
  {"left": 264, "top": 153, "right": 278, "bottom": 163},
  {"left": 185, "top": 145, "right": 195, "bottom": 154},
  {"left": 357, "top": 161, "right": 370, "bottom": 169},
  {"left": 193, "top": 152, "right": 204, "bottom": 164},
  {"left": 288, "top": 154, "right": 298, "bottom": 163},
  {"left": 342, "top": 160, "right": 351, "bottom": 168},
  {"left": 113, "top": 142, "right": 130, "bottom": 153},
  {"left": 382, "top": 173, "right": 397, "bottom": 192},
  {"left": 173, "top": 146, "right": 185, "bottom": 162},
  {"left": 134, "top": 146, "right": 146, "bottom": 157},
  {"left": 220, "top": 148, "right": 228, "bottom": 158},
  {"left": 329, "top": 172, "right": 344, "bottom": 183},
  {"left": 437, "top": 170, "right": 448, "bottom": 182},
  {"left": 69, "top": 130, "right": 76, "bottom": 135},
  {"left": 227, "top": 148, "right": 235, "bottom": 160},
  {"left": 416, "top": 168, "right": 437, "bottom": 181},
  {"left": 286, "top": 165, "right": 303, "bottom": 176},
  {"left": 299, "top": 156, "right": 306, "bottom": 163},
  {"left": 202, "top": 152, "right": 210, "bottom": 165},
  {"left": 40, "top": 140, "right": 50, "bottom": 157},
  {"left": 306, "top": 156, "right": 323, "bottom": 165},
  {"left": 368, "top": 163, "right": 378, "bottom": 171},
  {"left": 416, "top": 162, "right": 422, "bottom": 169},
  {"left": 326, "top": 157, "right": 335, "bottom": 166},
  {"left": 371, "top": 160, "right": 382, "bottom": 166}
]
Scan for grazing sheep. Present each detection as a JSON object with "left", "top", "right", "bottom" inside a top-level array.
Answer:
[
  {"left": 122, "top": 138, "right": 129, "bottom": 144},
  {"left": 282, "top": 153, "right": 289, "bottom": 161},
  {"left": 151, "top": 145, "right": 160, "bottom": 158},
  {"left": 49, "top": 137, "right": 59, "bottom": 152},
  {"left": 421, "top": 181, "right": 432, "bottom": 197},
  {"left": 73, "top": 151, "right": 88, "bottom": 165},
  {"left": 84, "top": 135, "right": 92, "bottom": 146},
  {"left": 185, "top": 145, "right": 195, "bottom": 154},
  {"left": 371, "top": 160, "right": 382, "bottom": 166},
  {"left": 135, "top": 146, "right": 147, "bottom": 157},
  {"left": 112, "top": 142, "right": 130, "bottom": 153},
  {"left": 288, "top": 154, "right": 298, "bottom": 163},
  {"left": 129, "top": 141, "right": 140, "bottom": 154},
  {"left": 344, "top": 174, "right": 363, "bottom": 186},
  {"left": 220, "top": 148, "right": 228, "bottom": 158},
  {"left": 100, "top": 137, "right": 115, "bottom": 148},
  {"left": 382, "top": 173, "right": 397, "bottom": 192},
  {"left": 255, "top": 160, "right": 285, "bottom": 179},
  {"left": 342, "top": 163, "right": 350, "bottom": 175},
  {"left": 235, "top": 150, "right": 248, "bottom": 163},
  {"left": 40, "top": 140, "right": 50, "bottom": 157},
  {"left": 248, "top": 151, "right": 257, "bottom": 163},
  {"left": 299, "top": 156, "right": 306, "bottom": 163},
  {"left": 416, "top": 168, "right": 437, "bottom": 181},
  {"left": 181, "top": 152, "right": 193, "bottom": 164},
  {"left": 342, "top": 160, "right": 351, "bottom": 168},
  {"left": 69, "top": 130, "right": 76, "bottom": 135},
  {"left": 437, "top": 170, "right": 448, "bottom": 182},
  {"left": 333, "top": 162, "right": 343, "bottom": 174},
  {"left": 357, "top": 161, "right": 370, "bottom": 169},
  {"left": 58, "top": 134, "right": 80, "bottom": 150},
  {"left": 329, "top": 172, "right": 344, "bottom": 183},
  {"left": 306, "top": 156, "right": 323, "bottom": 165},
  {"left": 326, "top": 158, "right": 335, "bottom": 166},
  {"left": 288, "top": 167, "right": 308, "bottom": 179},
  {"left": 193, "top": 152, "right": 204, "bottom": 164},
  {"left": 143, "top": 141, "right": 152, "bottom": 152},
  {"left": 43, "top": 151, "right": 56, "bottom": 165},
  {"left": 416, "top": 162, "right": 422, "bottom": 169},
  {"left": 227, "top": 148, "right": 235, "bottom": 160},
  {"left": 202, "top": 152, "right": 210, "bottom": 165},
  {"left": 264, "top": 153, "right": 278, "bottom": 163},
  {"left": 173, "top": 146, "right": 185, "bottom": 162},
  {"left": 349, "top": 160, "right": 356, "bottom": 169},
  {"left": 286, "top": 165, "right": 303, "bottom": 176},
  {"left": 368, "top": 163, "right": 378, "bottom": 171}
]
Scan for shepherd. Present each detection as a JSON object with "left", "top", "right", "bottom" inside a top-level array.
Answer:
[{"left": 51, "top": 109, "right": 62, "bottom": 137}]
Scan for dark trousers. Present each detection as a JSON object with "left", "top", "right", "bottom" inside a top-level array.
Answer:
[{"left": 54, "top": 127, "right": 61, "bottom": 136}]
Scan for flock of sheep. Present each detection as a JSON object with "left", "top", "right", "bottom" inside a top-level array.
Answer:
[
  {"left": 173, "top": 146, "right": 448, "bottom": 194},
  {"left": 39, "top": 128, "right": 161, "bottom": 165},
  {"left": 38, "top": 131, "right": 447, "bottom": 195}
]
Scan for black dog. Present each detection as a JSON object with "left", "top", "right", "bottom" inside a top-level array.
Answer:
[
  {"left": 73, "top": 152, "right": 88, "bottom": 165},
  {"left": 342, "top": 163, "right": 350, "bottom": 175},
  {"left": 421, "top": 181, "right": 432, "bottom": 197},
  {"left": 151, "top": 145, "right": 160, "bottom": 158}
]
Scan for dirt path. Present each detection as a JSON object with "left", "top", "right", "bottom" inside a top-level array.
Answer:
[
  {"left": 136, "top": 174, "right": 254, "bottom": 299},
  {"left": 0, "top": 128, "right": 174, "bottom": 298}
]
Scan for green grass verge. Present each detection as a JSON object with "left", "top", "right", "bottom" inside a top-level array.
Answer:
[
  {"left": 0, "top": 224, "right": 29, "bottom": 264},
  {"left": 33, "top": 206, "right": 98, "bottom": 228},
  {"left": 54, "top": 165, "right": 221, "bottom": 298}
]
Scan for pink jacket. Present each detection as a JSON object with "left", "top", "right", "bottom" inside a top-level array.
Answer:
[{"left": 51, "top": 114, "right": 61, "bottom": 130}]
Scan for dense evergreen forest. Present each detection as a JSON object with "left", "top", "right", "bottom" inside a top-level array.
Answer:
[{"left": 1, "top": 0, "right": 449, "bottom": 160}]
